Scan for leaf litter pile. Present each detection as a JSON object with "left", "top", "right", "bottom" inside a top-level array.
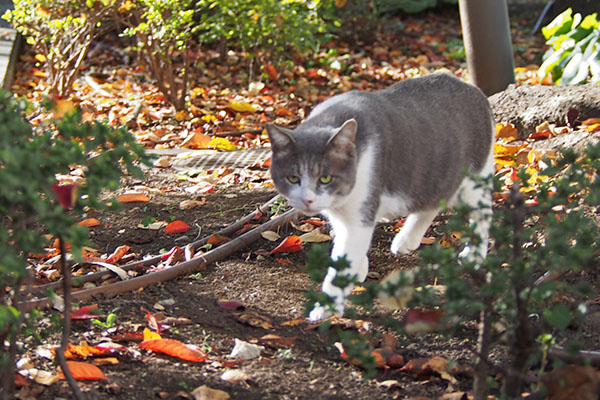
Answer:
[{"left": 11, "top": 4, "right": 600, "bottom": 400}]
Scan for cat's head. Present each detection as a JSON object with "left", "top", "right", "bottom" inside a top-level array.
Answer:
[{"left": 265, "top": 119, "right": 358, "bottom": 215}]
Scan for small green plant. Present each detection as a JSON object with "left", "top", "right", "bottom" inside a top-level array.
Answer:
[
  {"left": 3, "top": 0, "right": 118, "bottom": 97},
  {"left": 538, "top": 8, "right": 600, "bottom": 85},
  {"left": 305, "top": 142, "right": 600, "bottom": 399},
  {"left": 92, "top": 309, "right": 118, "bottom": 329},
  {"left": 0, "top": 92, "right": 151, "bottom": 397}
]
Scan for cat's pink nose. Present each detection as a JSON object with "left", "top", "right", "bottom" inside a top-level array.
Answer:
[{"left": 303, "top": 199, "right": 314, "bottom": 208}]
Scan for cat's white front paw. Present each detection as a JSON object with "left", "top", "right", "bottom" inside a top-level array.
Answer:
[
  {"left": 458, "top": 243, "right": 486, "bottom": 264},
  {"left": 391, "top": 232, "right": 421, "bottom": 255},
  {"left": 309, "top": 303, "right": 332, "bottom": 322}
]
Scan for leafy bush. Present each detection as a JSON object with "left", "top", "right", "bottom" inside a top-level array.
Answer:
[
  {"left": 0, "top": 92, "right": 150, "bottom": 397},
  {"left": 538, "top": 8, "right": 600, "bottom": 85},
  {"left": 196, "top": 0, "right": 332, "bottom": 78},
  {"left": 3, "top": 0, "right": 117, "bottom": 97},
  {"left": 118, "top": 0, "right": 199, "bottom": 110},
  {"left": 305, "top": 143, "right": 600, "bottom": 398}
]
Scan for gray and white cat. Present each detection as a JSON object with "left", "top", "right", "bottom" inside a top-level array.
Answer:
[{"left": 266, "top": 73, "right": 494, "bottom": 321}]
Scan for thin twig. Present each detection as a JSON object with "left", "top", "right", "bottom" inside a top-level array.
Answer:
[
  {"left": 26, "top": 195, "right": 283, "bottom": 296},
  {"left": 20, "top": 209, "right": 299, "bottom": 312},
  {"left": 56, "top": 234, "right": 87, "bottom": 400}
]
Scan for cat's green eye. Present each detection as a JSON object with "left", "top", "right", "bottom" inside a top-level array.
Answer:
[
  {"left": 287, "top": 175, "right": 300, "bottom": 184},
  {"left": 319, "top": 175, "right": 332, "bottom": 184}
]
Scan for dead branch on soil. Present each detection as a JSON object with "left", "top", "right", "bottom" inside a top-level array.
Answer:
[
  {"left": 26, "top": 195, "right": 284, "bottom": 296},
  {"left": 20, "top": 208, "right": 299, "bottom": 312}
]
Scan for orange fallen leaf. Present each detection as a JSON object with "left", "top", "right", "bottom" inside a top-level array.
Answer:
[
  {"left": 52, "top": 98, "right": 77, "bottom": 119},
  {"left": 495, "top": 122, "right": 518, "bottom": 142},
  {"left": 581, "top": 118, "right": 600, "bottom": 126},
  {"left": 275, "top": 257, "right": 293, "bottom": 265},
  {"left": 584, "top": 123, "right": 600, "bottom": 133},
  {"left": 60, "top": 342, "right": 111, "bottom": 359},
  {"left": 140, "top": 338, "right": 207, "bottom": 362},
  {"left": 71, "top": 304, "right": 101, "bottom": 320},
  {"left": 77, "top": 218, "right": 101, "bottom": 227},
  {"left": 164, "top": 220, "right": 191, "bottom": 234},
  {"left": 280, "top": 317, "right": 305, "bottom": 327},
  {"left": 270, "top": 235, "right": 303, "bottom": 254},
  {"left": 258, "top": 334, "right": 298, "bottom": 348},
  {"left": 117, "top": 192, "right": 150, "bottom": 203},
  {"left": 181, "top": 129, "right": 212, "bottom": 149},
  {"left": 529, "top": 121, "right": 553, "bottom": 140},
  {"left": 59, "top": 361, "right": 106, "bottom": 381},
  {"left": 207, "top": 233, "right": 231, "bottom": 246},
  {"left": 264, "top": 63, "right": 279, "bottom": 81},
  {"left": 106, "top": 245, "right": 130, "bottom": 263}
]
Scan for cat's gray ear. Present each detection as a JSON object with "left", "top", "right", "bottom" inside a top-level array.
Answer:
[
  {"left": 327, "top": 119, "right": 357, "bottom": 150},
  {"left": 266, "top": 123, "right": 296, "bottom": 152}
]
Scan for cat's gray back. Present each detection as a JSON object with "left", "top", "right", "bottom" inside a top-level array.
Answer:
[{"left": 304, "top": 73, "right": 493, "bottom": 212}]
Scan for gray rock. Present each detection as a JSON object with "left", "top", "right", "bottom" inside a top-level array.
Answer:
[{"left": 489, "top": 84, "right": 600, "bottom": 139}]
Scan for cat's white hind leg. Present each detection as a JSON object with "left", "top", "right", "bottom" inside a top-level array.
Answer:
[
  {"left": 391, "top": 209, "right": 438, "bottom": 255},
  {"left": 456, "top": 152, "right": 494, "bottom": 262}
]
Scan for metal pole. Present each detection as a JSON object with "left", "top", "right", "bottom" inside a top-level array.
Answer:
[{"left": 458, "top": 0, "right": 515, "bottom": 96}]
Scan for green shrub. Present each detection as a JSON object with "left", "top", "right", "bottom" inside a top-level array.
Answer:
[
  {"left": 118, "top": 0, "right": 199, "bottom": 110},
  {"left": 196, "top": 0, "right": 332, "bottom": 78},
  {"left": 305, "top": 143, "right": 600, "bottom": 399},
  {"left": 3, "top": 0, "right": 118, "bottom": 97},
  {"left": 0, "top": 92, "right": 150, "bottom": 397},
  {"left": 538, "top": 8, "right": 600, "bottom": 85}
]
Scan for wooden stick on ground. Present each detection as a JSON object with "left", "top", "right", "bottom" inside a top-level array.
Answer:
[{"left": 20, "top": 208, "right": 299, "bottom": 312}]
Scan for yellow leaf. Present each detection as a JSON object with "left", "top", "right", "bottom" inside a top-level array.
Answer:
[
  {"left": 495, "top": 122, "right": 519, "bottom": 142},
  {"left": 494, "top": 143, "right": 528, "bottom": 158},
  {"left": 208, "top": 137, "right": 237, "bottom": 151},
  {"left": 201, "top": 114, "right": 218, "bottom": 123},
  {"left": 143, "top": 327, "right": 161, "bottom": 341},
  {"left": 35, "top": 54, "right": 46, "bottom": 63},
  {"left": 228, "top": 100, "right": 256, "bottom": 113}
]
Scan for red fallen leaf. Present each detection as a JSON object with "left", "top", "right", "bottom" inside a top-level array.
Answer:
[
  {"left": 52, "top": 183, "right": 77, "bottom": 209},
  {"left": 139, "top": 338, "right": 207, "bottom": 362},
  {"left": 117, "top": 192, "right": 150, "bottom": 203},
  {"left": 264, "top": 63, "right": 278, "bottom": 81},
  {"left": 234, "top": 222, "right": 254, "bottom": 236},
  {"left": 72, "top": 304, "right": 101, "bottom": 320},
  {"left": 275, "top": 257, "right": 293, "bottom": 265},
  {"left": 106, "top": 245, "right": 130, "bottom": 263},
  {"left": 77, "top": 218, "right": 101, "bottom": 227},
  {"left": 262, "top": 157, "right": 272, "bottom": 168},
  {"left": 59, "top": 361, "right": 106, "bottom": 381},
  {"left": 299, "top": 219, "right": 328, "bottom": 227},
  {"left": 275, "top": 107, "right": 293, "bottom": 117},
  {"left": 207, "top": 233, "right": 231, "bottom": 246},
  {"left": 221, "top": 358, "right": 244, "bottom": 368},
  {"left": 270, "top": 235, "right": 303, "bottom": 254},
  {"left": 217, "top": 299, "right": 245, "bottom": 311},
  {"left": 164, "top": 220, "right": 191, "bottom": 234},
  {"left": 141, "top": 307, "right": 166, "bottom": 333},
  {"left": 404, "top": 308, "right": 445, "bottom": 334},
  {"left": 14, "top": 373, "right": 30, "bottom": 388},
  {"left": 110, "top": 332, "right": 144, "bottom": 342},
  {"left": 161, "top": 246, "right": 182, "bottom": 261}
]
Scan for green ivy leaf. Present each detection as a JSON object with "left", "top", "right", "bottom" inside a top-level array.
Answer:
[{"left": 543, "top": 303, "right": 571, "bottom": 330}]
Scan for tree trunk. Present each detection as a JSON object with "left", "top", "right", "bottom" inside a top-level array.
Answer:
[{"left": 458, "top": 0, "right": 515, "bottom": 96}]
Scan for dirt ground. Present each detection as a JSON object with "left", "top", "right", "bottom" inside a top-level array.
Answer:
[{"left": 17, "top": 157, "right": 599, "bottom": 400}]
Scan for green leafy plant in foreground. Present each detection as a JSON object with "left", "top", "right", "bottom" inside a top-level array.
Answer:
[
  {"left": 538, "top": 8, "right": 600, "bottom": 85},
  {"left": 0, "top": 91, "right": 151, "bottom": 397},
  {"left": 305, "top": 143, "right": 599, "bottom": 399}
]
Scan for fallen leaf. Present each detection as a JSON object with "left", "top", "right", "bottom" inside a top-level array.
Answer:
[
  {"left": 581, "top": 117, "right": 600, "bottom": 126},
  {"left": 72, "top": 304, "right": 101, "bottom": 320},
  {"left": 153, "top": 157, "right": 171, "bottom": 168},
  {"left": 179, "top": 199, "right": 206, "bottom": 210},
  {"left": 77, "top": 218, "right": 101, "bottom": 227},
  {"left": 541, "top": 364, "right": 599, "bottom": 400},
  {"left": 280, "top": 317, "right": 305, "bottom": 327},
  {"left": 59, "top": 361, "right": 106, "bottom": 381},
  {"left": 106, "top": 245, "right": 131, "bottom": 263},
  {"left": 233, "top": 310, "right": 274, "bottom": 329},
  {"left": 261, "top": 230, "right": 281, "bottom": 241},
  {"left": 165, "top": 220, "right": 191, "bottom": 234},
  {"left": 52, "top": 98, "right": 76, "bottom": 119},
  {"left": 217, "top": 299, "right": 246, "bottom": 311},
  {"left": 182, "top": 129, "right": 213, "bottom": 149},
  {"left": 142, "top": 327, "right": 162, "bottom": 341},
  {"left": 529, "top": 121, "right": 553, "bottom": 140},
  {"left": 140, "top": 338, "right": 207, "bottom": 362},
  {"left": 404, "top": 308, "right": 445, "bottom": 333},
  {"left": 220, "top": 369, "right": 249, "bottom": 384},
  {"left": 258, "top": 334, "right": 297, "bottom": 348},
  {"left": 299, "top": 229, "right": 332, "bottom": 243},
  {"left": 420, "top": 236, "right": 436, "bottom": 245},
  {"left": 117, "top": 192, "right": 150, "bottom": 203},
  {"left": 227, "top": 100, "right": 256, "bottom": 113},
  {"left": 264, "top": 63, "right": 278, "bottom": 81},
  {"left": 230, "top": 339, "right": 264, "bottom": 360},
  {"left": 269, "top": 235, "right": 303, "bottom": 254},
  {"left": 52, "top": 183, "right": 77, "bottom": 209},
  {"left": 494, "top": 143, "right": 528, "bottom": 158},
  {"left": 191, "top": 385, "right": 231, "bottom": 400},
  {"left": 495, "top": 122, "right": 518, "bottom": 142},
  {"left": 275, "top": 257, "right": 293, "bottom": 265},
  {"left": 208, "top": 137, "right": 237, "bottom": 151},
  {"left": 207, "top": 233, "right": 231, "bottom": 246}
]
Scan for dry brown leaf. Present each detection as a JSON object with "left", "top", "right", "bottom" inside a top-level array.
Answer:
[
  {"left": 117, "top": 192, "right": 150, "bottom": 203},
  {"left": 258, "top": 334, "right": 298, "bottom": 348},
  {"left": 191, "top": 385, "right": 231, "bottom": 400},
  {"left": 541, "top": 364, "right": 599, "bottom": 400}
]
